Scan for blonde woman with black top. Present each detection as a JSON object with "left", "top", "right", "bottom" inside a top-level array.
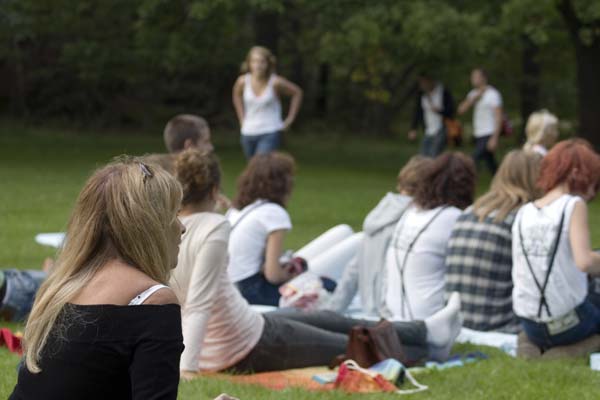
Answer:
[{"left": 10, "top": 159, "right": 185, "bottom": 400}]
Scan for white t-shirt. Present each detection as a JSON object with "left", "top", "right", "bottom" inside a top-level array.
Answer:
[
  {"left": 422, "top": 84, "right": 444, "bottom": 136},
  {"left": 467, "top": 86, "right": 502, "bottom": 138},
  {"left": 385, "top": 205, "right": 461, "bottom": 321},
  {"left": 227, "top": 200, "right": 292, "bottom": 282},
  {"left": 512, "top": 195, "right": 587, "bottom": 322},
  {"left": 170, "top": 212, "right": 264, "bottom": 372}
]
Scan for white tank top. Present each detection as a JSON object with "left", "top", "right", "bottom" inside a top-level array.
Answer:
[
  {"left": 512, "top": 195, "right": 587, "bottom": 322},
  {"left": 241, "top": 73, "right": 284, "bottom": 136}
]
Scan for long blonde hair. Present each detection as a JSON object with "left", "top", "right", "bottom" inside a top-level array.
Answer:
[
  {"left": 240, "top": 46, "right": 277, "bottom": 77},
  {"left": 473, "top": 150, "right": 541, "bottom": 222},
  {"left": 524, "top": 110, "right": 559, "bottom": 153},
  {"left": 23, "top": 158, "right": 182, "bottom": 373}
]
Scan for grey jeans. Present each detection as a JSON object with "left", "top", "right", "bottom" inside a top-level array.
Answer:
[{"left": 230, "top": 309, "right": 428, "bottom": 373}]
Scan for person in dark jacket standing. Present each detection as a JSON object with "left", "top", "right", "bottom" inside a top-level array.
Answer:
[{"left": 408, "top": 73, "right": 455, "bottom": 158}]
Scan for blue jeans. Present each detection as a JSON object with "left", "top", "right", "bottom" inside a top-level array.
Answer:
[
  {"left": 236, "top": 272, "right": 282, "bottom": 306},
  {"left": 520, "top": 300, "right": 600, "bottom": 350},
  {"left": 240, "top": 131, "right": 281, "bottom": 159},
  {"left": 421, "top": 127, "right": 447, "bottom": 158},
  {"left": 0, "top": 269, "right": 46, "bottom": 322}
]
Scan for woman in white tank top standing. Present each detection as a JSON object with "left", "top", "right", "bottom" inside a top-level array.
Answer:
[{"left": 232, "top": 46, "right": 303, "bottom": 159}]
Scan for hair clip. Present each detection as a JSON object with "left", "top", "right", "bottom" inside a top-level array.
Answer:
[{"left": 139, "top": 162, "right": 154, "bottom": 183}]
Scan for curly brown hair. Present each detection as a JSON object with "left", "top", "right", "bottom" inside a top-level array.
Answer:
[
  {"left": 175, "top": 149, "right": 221, "bottom": 206},
  {"left": 396, "top": 156, "right": 433, "bottom": 196},
  {"left": 413, "top": 152, "right": 477, "bottom": 210},
  {"left": 234, "top": 152, "right": 296, "bottom": 209}
]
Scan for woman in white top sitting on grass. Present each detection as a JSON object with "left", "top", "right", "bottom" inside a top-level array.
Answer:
[
  {"left": 170, "top": 149, "right": 463, "bottom": 378},
  {"left": 226, "top": 151, "right": 362, "bottom": 306},
  {"left": 523, "top": 110, "right": 559, "bottom": 157},
  {"left": 232, "top": 46, "right": 303, "bottom": 159},
  {"left": 323, "top": 156, "right": 432, "bottom": 316},
  {"left": 512, "top": 139, "right": 600, "bottom": 350},
  {"left": 385, "top": 152, "right": 477, "bottom": 322}
]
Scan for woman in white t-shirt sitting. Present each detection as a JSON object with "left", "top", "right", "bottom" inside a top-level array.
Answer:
[
  {"left": 385, "top": 152, "right": 477, "bottom": 322},
  {"left": 227, "top": 151, "right": 361, "bottom": 306},
  {"left": 171, "top": 149, "right": 463, "bottom": 378},
  {"left": 512, "top": 139, "right": 600, "bottom": 350}
]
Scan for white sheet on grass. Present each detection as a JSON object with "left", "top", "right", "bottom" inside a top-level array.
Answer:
[{"left": 35, "top": 233, "right": 66, "bottom": 248}]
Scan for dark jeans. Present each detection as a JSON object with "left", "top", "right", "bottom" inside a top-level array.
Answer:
[
  {"left": 520, "top": 300, "right": 600, "bottom": 350},
  {"left": 236, "top": 273, "right": 281, "bottom": 306},
  {"left": 421, "top": 127, "right": 447, "bottom": 158},
  {"left": 240, "top": 131, "right": 281, "bottom": 159},
  {"left": 472, "top": 135, "right": 497, "bottom": 174},
  {"left": 231, "top": 309, "right": 428, "bottom": 373},
  {"left": 0, "top": 269, "right": 46, "bottom": 321}
]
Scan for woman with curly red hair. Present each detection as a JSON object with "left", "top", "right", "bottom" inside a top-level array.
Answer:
[
  {"left": 227, "top": 152, "right": 361, "bottom": 306},
  {"left": 512, "top": 139, "right": 600, "bottom": 350},
  {"left": 384, "top": 152, "right": 477, "bottom": 325}
]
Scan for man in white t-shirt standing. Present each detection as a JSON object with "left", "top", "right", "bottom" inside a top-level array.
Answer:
[{"left": 458, "top": 68, "right": 503, "bottom": 174}]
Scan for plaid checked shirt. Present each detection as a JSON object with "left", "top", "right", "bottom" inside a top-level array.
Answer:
[{"left": 445, "top": 208, "right": 521, "bottom": 333}]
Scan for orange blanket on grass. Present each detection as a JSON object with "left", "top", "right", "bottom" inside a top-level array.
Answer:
[{"left": 204, "top": 367, "right": 333, "bottom": 391}]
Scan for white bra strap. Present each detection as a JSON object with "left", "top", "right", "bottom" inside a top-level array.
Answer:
[{"left": 128, "top": 284, "right": 169, "bottom": 306}]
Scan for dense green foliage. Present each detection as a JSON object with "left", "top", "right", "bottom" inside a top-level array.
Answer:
[{"left": 1, "top": 0, "right": 599, "bottom": 140}]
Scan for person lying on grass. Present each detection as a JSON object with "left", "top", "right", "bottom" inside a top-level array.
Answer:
[
  {"left": 10, "top": 158, "right": 186, "bottom": 400},
  {"left": 169, "top": 149, "right": 463, "bottom": 379},
  {"left": 0, "top": 259, "right": 54, "bottom": 322},
  {"left": 446, "top": 150, "right": 541, "bottom": 333},
  {"left": 512, "top": 139, "right": 600, "bottom": 351},
  {"left": 225, "top": 151, "right": 362, "bottom": 306}
]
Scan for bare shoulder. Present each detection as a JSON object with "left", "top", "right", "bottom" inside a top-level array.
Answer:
[
  {"left": 71, "top": 261, "right": 169, "bottom": 306},
  {"left": 234, "top": 75, "right": 245, "bottom": 87},
  {"left": 143, "top": 287, "right": 180, "bottom": 306}
]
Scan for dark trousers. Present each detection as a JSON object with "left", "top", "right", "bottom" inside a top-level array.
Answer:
[
  {"left": 231, "top": 309, "right": 428, "bottom": 373},
  {"left": 472, "top": 135, "right": 498, "bottom": 174},
  {"left": 421, "top": 127, "right": 447, "bottom": 158}
]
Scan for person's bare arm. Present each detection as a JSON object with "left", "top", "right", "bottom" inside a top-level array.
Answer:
[
  {"left": 569, "top": 200, "right": 600, "bottom": 275},
  {"left": 232, "top": 76, "right": 245, "bottom": 128},
  {"left": 274, "top": 77, "right": 303, "bottom": 130},
  {"left": 487, "top": 105, "right": 503, "bottom": 152},
  {"left": 262, "top": 230, "right": 295, "bottom": 284},
  {"left": 457, "top": 89, "right": 482, "bottom": 115}
]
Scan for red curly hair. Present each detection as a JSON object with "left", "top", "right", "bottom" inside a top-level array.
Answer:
[
  {"left": 413, "top": 152, "right": 477, "bottom": 210},
  {"left": 537, "top": 138, "right": 600, "bottom": 194},
  {"left": 234, "top": 152, "right": 296, "bottom": 209}
]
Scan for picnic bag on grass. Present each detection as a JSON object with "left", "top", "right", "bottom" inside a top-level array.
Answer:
[
  {"left": 334, "top": 360, "right": 428, "bottom": 394},
  {"left": 330, "top": 320, "right": 416, "bottom": 369}
]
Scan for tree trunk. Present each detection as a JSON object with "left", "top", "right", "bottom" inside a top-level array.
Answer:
[
  {"left": 557, "top": 0, "right": 600, "bottom": 149},
  {"left": 253, "top": 12, "right": 280, "bottom": 54},
  {"left": 316, "top": 63, "right": 329, "bottom": 117},
  {"left": 520, "top": 35, "right": 541, "bottom": 141},
  {"left": 572, "top": 40, "right": 600, "bottom": 147}
]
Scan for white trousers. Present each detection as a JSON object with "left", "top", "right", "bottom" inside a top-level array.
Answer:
[{"left": 295, "top": 224, "right": 363, "bottom": 282}]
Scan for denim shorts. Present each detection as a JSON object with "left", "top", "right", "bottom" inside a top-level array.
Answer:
[
  {"left": 1, "top": 269, "right": 47, "bottom": 322},
  {"left": 240, "top": 131, "right": 281, "bottom": 159}
]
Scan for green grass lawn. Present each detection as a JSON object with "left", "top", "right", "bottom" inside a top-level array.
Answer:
[{"left": 2, "top": 120, "right": 600, "bottom": 398}]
